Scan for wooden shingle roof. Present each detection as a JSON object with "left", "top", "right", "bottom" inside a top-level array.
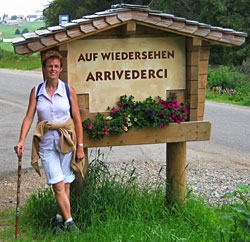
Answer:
[{"left": 12, "top": 4, "right": 247, "bottom": 55}]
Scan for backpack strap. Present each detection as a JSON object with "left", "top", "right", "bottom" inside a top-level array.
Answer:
[
  {"left": 35, "top": 83, "right": 43, "bottom": 101},
  {"left": 64, "top": 83, "right": 73, "bottom": 118},
  {"left": 35, "top": 82, "right": 72, "bottom": 118}
]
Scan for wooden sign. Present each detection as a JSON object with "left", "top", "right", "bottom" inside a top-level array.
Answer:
[{"left": 68, "top": 37, "right": 186, "bottom": 112}]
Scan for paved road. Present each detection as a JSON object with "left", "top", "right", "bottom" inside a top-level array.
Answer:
[{"left": 0, "top": 69, "right": 249, "bottom": 178}]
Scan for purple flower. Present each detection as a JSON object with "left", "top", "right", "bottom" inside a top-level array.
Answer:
[
  {"left": 147, "top": 109, "right": 155, "bottom": 116},
  {"left": 122, "top": 104, "right": 130, "bottom": 109}
]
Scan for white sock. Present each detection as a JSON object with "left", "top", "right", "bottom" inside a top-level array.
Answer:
[
  {"left": 56, "top": 214, "right": 63, "bottom": 222},
  {"left": 65, "top": 218, "right": 73, "bottom": 224}
]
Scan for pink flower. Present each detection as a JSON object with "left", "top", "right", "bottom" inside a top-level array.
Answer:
[
  {"left": 176, "top": 120, "right": 181, "bottom": 124},
  {"left": 87, "top": 123, "right": 93, "bottom": 129},
  {"left": 116, "top": 103, "right": 121, "bottom": 107},
  {"left": 104, "top": 120, "right": 109, "bottom": 124},
  {"left": 159, "top": 122, "right": 165, "bottom": 128},
  {"left": 177, "top": 115, "right": 183, "bottom": 121},
  {"left": 111, "top": 108, "right": 118, "bottom": 113},
  {"left": 184, "top": 108, "right": 188, "bottom": 114},
  {"left": 172, "top": 99, "right": 177, "bottom": 104},
  {"left": 168, "top": 103, "right": 173, "bottom": 108},
  {"left": 102, "top": 129, "right": 109, "bottom": 134},
  {"left": 173, "top": 104, "right": 180, "bottom": 110}
]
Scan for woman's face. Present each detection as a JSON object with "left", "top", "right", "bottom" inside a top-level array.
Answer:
[{"left": 44, "top": 58, "right": 62, "bottom": 81}]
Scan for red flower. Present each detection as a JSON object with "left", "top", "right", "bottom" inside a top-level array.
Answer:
[
  {"left": 87, "top": 123, "right": 93, "bottom": 129},
  {"left": 102, "top": 129, "right": 109, "bottom": 134},
  {"left": 116, "top": 103, "right": 121, "bottom": 107},
  {"left": 104, "top": 120, "right": 109, "bottom": 124},
  {"left": 121, "top": 126, "right": 128, "bottom": 131},
  {"left": 159, "top": 122, "right": 165, "bottom": 128},
  {"left": 111, "top": 108, "right": 118, "bottom": 113}
]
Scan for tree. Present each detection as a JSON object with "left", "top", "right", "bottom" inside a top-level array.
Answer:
[
  {"left": 15, "top": 29, "right": 20, "bottom": 35},
  {"left": 150, "top": 0, "right": 249, "bottom": 66},
  {"left": 43, "top": 0, "right": 151, "bottom": 26},
  {"left": 11, "top": 15, "right": 18, "bottom": 20},
  {"left": 22, "top": 28, "right": 29, "bottom": 34}
]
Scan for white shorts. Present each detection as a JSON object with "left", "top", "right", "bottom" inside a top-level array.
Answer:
[{"left": 39, "top": 147, "right": 75, "bottom": 185}]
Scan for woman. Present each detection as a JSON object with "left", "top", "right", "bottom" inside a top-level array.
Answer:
[{"left": 14, "top": 50, "right": 84, "bottom": 234}]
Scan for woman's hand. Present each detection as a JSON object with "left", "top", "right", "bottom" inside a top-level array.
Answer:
[
  {"left": 76, "top": 146, "right": 85, "bottom": 162},
  {"left": 14, "top": 141, "right": 24, "bottom": 158}
]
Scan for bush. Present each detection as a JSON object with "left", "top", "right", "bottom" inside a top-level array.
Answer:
[
  {"left": 236, "top": 58, "right": 250, "bottom": 83},
  {"left": 207, "top": 66, "right": 245, "bottom": 90},
  {"left": 15, "top": 29, "right": 20, "bottom": 35},
  {"left": 21, "top": 28, "right": 29, "bottom": 34},
  {"left": 207, "top": 65, "right": 250, "bottom": 106}
]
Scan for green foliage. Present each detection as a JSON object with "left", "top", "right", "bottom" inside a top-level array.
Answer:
[
  {"left": 150, "top": 0, "right": 250, "bottom": 66},
  {"left": 0, "top": 21, "right": 45, "bottom": 52},
  {"left": 11, "top": 15, "right": 17, "bottom": 20},
  {"left": 13, "top": 152, "right": 227, "bottom": 241},
  {"left": 0, "top": 48, "right": 41, "bottom": 70},
  {"left": 220, "top": 184, "right": 250, "bottom": 242},
  {"left": 21, "top": 28, "right": 29, "bottom": 34},
  {"left": 208, "top": 66, "right": 245, "bottom": 90},
  {"left": 83, "top": 93, "right": 188, "bottom": 139},
  {"left": 207, "top": 66, "right": 250, "bottom": 106}
]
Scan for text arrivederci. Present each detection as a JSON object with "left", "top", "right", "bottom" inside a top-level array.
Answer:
[{"left": 77, "top": 50, "right": 174, "bottom": 82}]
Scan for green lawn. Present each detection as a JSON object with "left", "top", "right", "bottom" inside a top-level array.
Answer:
[{"left": 0, "top": 21, "right": 45, "bottom": 51}]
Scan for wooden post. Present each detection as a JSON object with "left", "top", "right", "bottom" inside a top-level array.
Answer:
[{"left": 166, "top": 142, "right": 187, "bottom": 204}]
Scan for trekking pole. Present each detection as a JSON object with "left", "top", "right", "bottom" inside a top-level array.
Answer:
[{"left": 15, "top": 154, "right": 22, "bottom": 239}]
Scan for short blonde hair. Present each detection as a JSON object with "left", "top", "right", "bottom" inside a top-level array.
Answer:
[{"left": 42, "top": 50, "right": 63, "bottom": 67}]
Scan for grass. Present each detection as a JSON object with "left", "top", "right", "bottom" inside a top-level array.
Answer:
[
  {"left": 0, "top": 21, "right": 44, "bottom": 69},
  {"left": 0, "top": 21, "right": 45, "bottom": 51},
  {"left": 206, "top": 89, "right": 250, "bottom": 106},
  {"left": 0, "top": 154, "right": 239, "bottom": 242}
]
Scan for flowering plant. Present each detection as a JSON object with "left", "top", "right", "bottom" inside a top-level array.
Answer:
[{"left": 83, "top": 93, "right": 189, "bottom": 140}]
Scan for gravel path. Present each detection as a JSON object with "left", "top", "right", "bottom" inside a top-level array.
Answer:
[{"left": 1, "top": 148, "right": 249, "bottom": 211}]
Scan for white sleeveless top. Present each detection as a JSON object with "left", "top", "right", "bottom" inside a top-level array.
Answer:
[{"left": 35, "top": 79, "right": 71, "bottom": 150}]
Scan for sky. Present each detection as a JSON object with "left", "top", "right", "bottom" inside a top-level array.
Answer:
[{"left": 0, "top": 0, "right": 52, "bottom": 18}]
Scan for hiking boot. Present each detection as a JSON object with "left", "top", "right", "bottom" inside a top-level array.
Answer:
[
  {"left": 65, "top": 220, "right": 80, "bottom": 233},
  {"left": 53, "top": 220, "right": 64, "bottom": 235}
]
